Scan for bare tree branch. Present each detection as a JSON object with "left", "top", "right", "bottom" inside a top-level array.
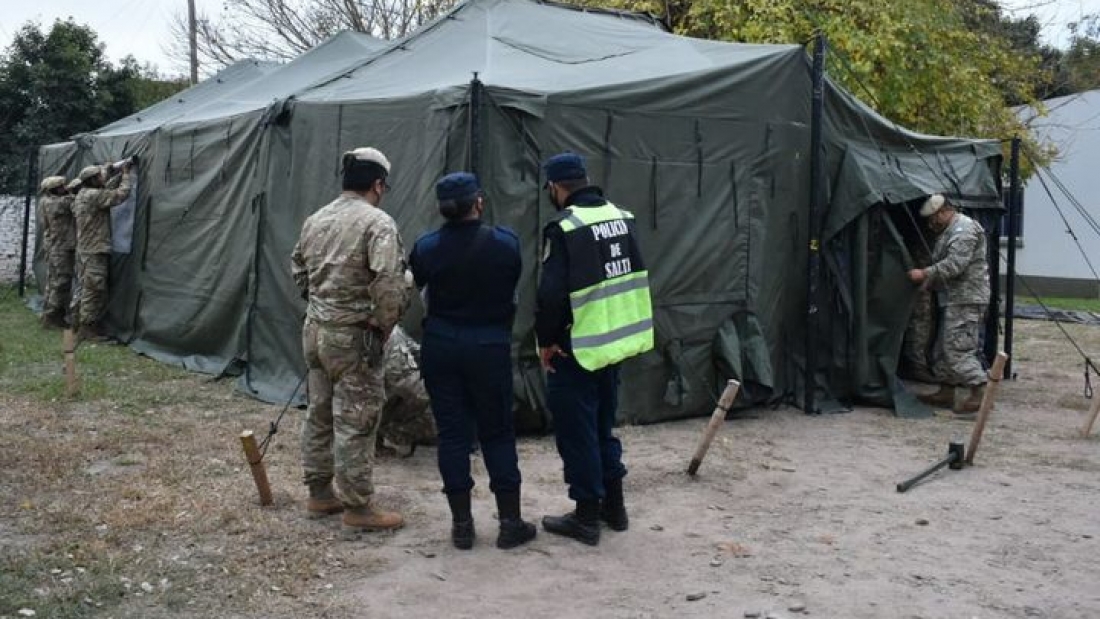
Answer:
[{"left": 166, "top": 0, "right": 456, "bottom": 74}]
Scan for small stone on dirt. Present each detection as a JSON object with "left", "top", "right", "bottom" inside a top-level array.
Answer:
[
  {"left": 18, "top": 610, "right": 36, "bottom": 617},
  {"left": 745, "top": 612, "right": 761, "bottom": 618},
  {"left": 710, "top": 558, "right": 724, "bottom": 567},
  {"left": 140, "top": 582, "right": 154, "bottom": 593},
  {"left": 650, "top": 524, "right": 664, "bottom": 531},
  {"left": 916, "top": 518, "right": 929, "bottom": 526},
  {"left": 431, "top": 572, "right": 447, "bottom": 582},
  {"left": 789, "top": 602, "right": 806, "bottom": 612},
  {"left": 419, "top": 550, "right": 437, "bottom": 558},
  {"left": 686, "top": 592, "right": 707, "bottom": 602}
]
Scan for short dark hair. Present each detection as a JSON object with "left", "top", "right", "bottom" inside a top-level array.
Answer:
[
  {"left": 342, "top": 160, "right": 388, "bottom": 192},
  {"left": 552, "top": 177, "right": 587, "bottom": 194},
  {"left": 439, "top": 195, "right": 478, "bottom": 220}
]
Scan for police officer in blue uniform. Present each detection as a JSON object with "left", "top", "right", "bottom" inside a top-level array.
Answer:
[
  {"left": 537, "top": 153, "right": 654, "bottom": 546},
  {"left": 409, "top": 172, "right": 537, "bottom": 550}
]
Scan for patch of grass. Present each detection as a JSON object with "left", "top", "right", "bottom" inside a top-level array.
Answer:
[
  {"left": 0, "top": 287, "right": 194, "bottom": 413},
  {"left": 1017, "top": 296, "right": 1100, "bottom": 313}
]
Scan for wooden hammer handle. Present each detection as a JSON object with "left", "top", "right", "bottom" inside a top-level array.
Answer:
[
  {"left": 687, "top": 379, "right": 741, "bottom": 476},
  {"left": 966, "top": 352, "right": 1008, "bottom": 465}
]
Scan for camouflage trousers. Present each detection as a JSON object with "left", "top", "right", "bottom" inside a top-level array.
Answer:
[
  {"left": 901, "top": 288, "right": 936, "bottom": 382},
  {"left": 300, "top": 320, "right": 386, "bottom": 508},
  {"left": 932, "top": 304, "right": 988, "bottom": 387},
  {"left": 381, "top": 372, "right": 437, "bottom": 448},
  {"left": 44, "top": 249, "right": 75, "bottom": 320},
  {"left": 76, "top": 252, "right": 109, "bottom": 327}
]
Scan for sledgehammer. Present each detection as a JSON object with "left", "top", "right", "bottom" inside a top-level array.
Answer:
[
  {"left": 896, "top": 441, "right": 965, "bottom": 493},
  {"left": 687, "top": 379, "right": 741, "bottom": 476}
]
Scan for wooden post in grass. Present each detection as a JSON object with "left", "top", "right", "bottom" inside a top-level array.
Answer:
[
  {"left": 965, "top": 352, "right": 1008, "bottom": 466},
  {"left": 687, "top": 379, "right": 741, "bottom": 476},
  {"left": 240, "top": 430, "right": 274, "bottom": 506},
  {"left": 1082, "top": 393, "right": 1100, "bottom": 438},
  {"left": 63, "top": 328, "right": 79, "bottom": 397}
]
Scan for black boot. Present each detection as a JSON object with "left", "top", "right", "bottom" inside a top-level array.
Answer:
[
  {"left": 542, "top": 500, "right": 601, "bottom": 546},
  {"left": 600, "top": 478, "right": 629, "bottom": 532},
  {"left": 446, "top": 491, "right": 475, "bottom": 550},
  {"left": 495, "top": 491, "right": 536, "bottom": 549}
]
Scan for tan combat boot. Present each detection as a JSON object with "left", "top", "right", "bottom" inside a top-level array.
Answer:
[
  {"left": 956, "top": 384, "right": 986, "bottom": 415},
  {"left": 342, "top": 503, "right": 404, "bottom": 531},
  {"left": 306, "top": 483, "right": 344, "bottom": 518},
  {"left": 917, "top": 384, "right": 955, "bottom": 408}
]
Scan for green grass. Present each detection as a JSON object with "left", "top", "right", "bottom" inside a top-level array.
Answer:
[
  {"left": 0, "top": 286, "right": 193, "bottom": 414},
  {"left": 1017, "top": 296, "right": 1100, "bottom": 313}
]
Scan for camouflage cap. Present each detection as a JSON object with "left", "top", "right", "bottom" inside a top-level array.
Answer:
[
  {"left": 39, "top": 176, "right": 66, "bottom": 192},
  {"left": 78, "top": 165, "right": 104, "bottom": 182},
  {"left": 65, "top": 179, "right": 83, "bottom": 192},
  {"left": 920, "top": 194, "right": 946, "bottom": 217},
  {"left": 344, "top": 147, "right": 391, "bottom": 174}
]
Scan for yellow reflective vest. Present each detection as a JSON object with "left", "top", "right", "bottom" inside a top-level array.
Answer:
[{"left": 555, "top": 202, "right": 654, "bottom": 370}]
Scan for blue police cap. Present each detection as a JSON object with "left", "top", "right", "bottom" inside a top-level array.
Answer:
[
  {"left": 543, "top": 152, "right": 587, "bottom": 186},
  {"left": 436, "top": 172, "right": 480, "bottom": 201}
]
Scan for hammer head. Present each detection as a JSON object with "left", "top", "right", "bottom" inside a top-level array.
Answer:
[{"left": 947, "top": 441, "right": 966, "bottom": 470}]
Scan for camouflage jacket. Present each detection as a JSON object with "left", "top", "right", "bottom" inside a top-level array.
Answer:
[
  {"left": 39, "top": 194, "right": 76, "bottom": 252},
  {"left": 291, "top": 193, "right": 411, "bottom": 331},
  {"left": 925, "top": 213, "right": 990, "bottom": 306},
  {"left": 74, "top": 172, "right": 132, "bottom": 254}
]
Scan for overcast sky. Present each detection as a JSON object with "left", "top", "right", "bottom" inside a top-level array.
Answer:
[{"left": 1, "top": 0, "right": 1099, "bottom": 79}]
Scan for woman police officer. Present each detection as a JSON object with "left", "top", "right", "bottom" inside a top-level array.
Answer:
[{"left": 409, "top": 172, "right": 536, "bottom": 550}]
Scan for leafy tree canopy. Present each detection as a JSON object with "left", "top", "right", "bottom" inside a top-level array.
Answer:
[{"left": 0, "top": 20, "right": 187, "bottom": 193}]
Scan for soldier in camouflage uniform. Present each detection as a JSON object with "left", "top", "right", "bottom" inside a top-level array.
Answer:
[
  {"left": 291, "top": 147, "right": 412, "bottom": 532},
  {"left": 37, "top": 176, "right": 76, "bottom": 329},
  {"left": 378, "top": 325, "right": 437, "bottom": 456},
  {"left": 907, "top": 194, "right": 991, "bottom": 414},
  {"left": 73, "top": 162, "right": 133, "bottom": 341}
]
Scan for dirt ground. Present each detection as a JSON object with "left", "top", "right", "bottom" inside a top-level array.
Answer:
[{"left": 2, "top": 319, "right": 1100, "bottom": 619}]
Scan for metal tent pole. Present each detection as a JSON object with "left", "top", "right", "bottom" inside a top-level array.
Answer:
[
  {"left": 469, "top": 72, "right": 483, "bottom": 178},
  {"left": 1003, "top": 136, "right": 1021, "bottom": 379},
  {"left": 18, "top": 147, "right": 37, "bottom": 298},
  {"left": 804, "top": 32, "right": 827, "bottom": 414}
]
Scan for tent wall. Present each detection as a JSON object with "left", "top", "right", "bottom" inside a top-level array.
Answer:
[{"left": 29, "top": 0, "right": 1005, "bottom": 426}]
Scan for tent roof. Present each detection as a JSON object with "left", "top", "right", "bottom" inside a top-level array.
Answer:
[
  {"left": 298, "top": 0, "right": 802, "bottom": 102},
  {"left": 95, "top": 31, "right": 385, "bottom": 136}
]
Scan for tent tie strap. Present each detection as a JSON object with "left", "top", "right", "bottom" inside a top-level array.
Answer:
[
  {"left": 256, "top": 374, "right": 306, "bottom": 462},
  {"left": 1086, "top": 359, "right": 1097, "bottom": 399}
]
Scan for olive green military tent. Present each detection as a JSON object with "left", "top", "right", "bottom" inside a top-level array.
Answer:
[{"left": 35, "top": 0, "right": 1002, "bottom": 426}]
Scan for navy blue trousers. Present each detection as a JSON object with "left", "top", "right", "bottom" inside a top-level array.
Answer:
[
  {"left": 421, "top": 326, "right": 521, "bottom": 495},
  {"left": 546, "top": 355, "right": 627, "bottom": 502}
]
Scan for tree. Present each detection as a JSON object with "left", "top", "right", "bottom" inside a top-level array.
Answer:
[
  {"left": 1063, "top": 14, "right": 1100, "bottom": 94},
  {"left": 0, "top": 21, "right": 186, "bottom": 193},
  {"left": 167, "top": 0, "right": 457, "bottom": 73},
  {"left": 580, "top": 0, "right": 1051, "bottom": 164}
]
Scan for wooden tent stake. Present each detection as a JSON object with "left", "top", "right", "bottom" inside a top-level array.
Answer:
[
  {"left": 240, "top": 430, "right": 274, "bottom": 506},
  {"left": 63, "top": 329, "right": 79, "bottom": 397},
  {"left": 687, "top": 379, "right": 741, "bottom": 476},
  {"left": 1081, "top": 391, "right": 1100, "bottom": 438},
  {"left": 966, "top": 352, "right": 1008, "bottom": 466}
]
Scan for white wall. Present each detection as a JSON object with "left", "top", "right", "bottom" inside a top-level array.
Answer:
[
  {"left": 0, "top": 195, "right": 36, "bottom": 285},
  {"left": 1017, "top": 91, "right": 1100, "bottom": 282}
]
